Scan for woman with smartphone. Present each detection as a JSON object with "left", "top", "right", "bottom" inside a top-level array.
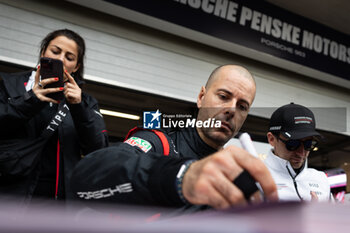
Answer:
[{"left": 0, "top": 29, "right": 108, "bottom": 204}]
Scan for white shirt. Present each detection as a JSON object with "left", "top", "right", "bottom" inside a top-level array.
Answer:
[
  {"left": 263, "top": 149, "right": 332, "bottom": 202},
  {"left": 25, "top": 71, "right": 36, "bottom": 91}
]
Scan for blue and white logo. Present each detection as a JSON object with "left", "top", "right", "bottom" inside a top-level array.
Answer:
[{"left": 143, "top": 110, "right": 161, "bottom": 129}]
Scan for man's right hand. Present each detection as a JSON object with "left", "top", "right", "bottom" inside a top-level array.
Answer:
[{"left": 181, "top": 145, "right": 278, "bottom": 209}]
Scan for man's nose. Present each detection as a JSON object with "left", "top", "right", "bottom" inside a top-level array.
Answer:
[
  {"left": 295, "top": 143, "right": 306, "bottom": 155},
  {"left": 226, "top": 99, "right": 238, "bottom": 109},
  {"left": 224, "top": 99, "right": 237, "bottom": 117}
]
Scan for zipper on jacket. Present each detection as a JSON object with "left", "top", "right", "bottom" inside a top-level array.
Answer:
[
  {"left": 55, "top": 139, "right": 60, "bottom": 200},
  {"left": 286, "top": 165, "right": 303, "bottom": 201}
]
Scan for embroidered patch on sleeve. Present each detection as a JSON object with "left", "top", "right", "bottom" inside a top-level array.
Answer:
[{"left": 124, "top": 137, "right": 152, "bottom": 153}]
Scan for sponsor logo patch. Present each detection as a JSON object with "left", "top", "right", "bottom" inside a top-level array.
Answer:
[{"left": 125, "top": 136, "right": 152, "bottom": 153}]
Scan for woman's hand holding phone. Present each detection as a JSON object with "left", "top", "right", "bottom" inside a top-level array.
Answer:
[
  {"left": 33, "top": 66, "right": 64, "bottom": 104},
  {"left": 33, "top": 57, "right": 82, "bottom": 104}
]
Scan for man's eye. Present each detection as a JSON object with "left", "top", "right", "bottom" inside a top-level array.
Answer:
[
  {"left": 239, "top": 104, "right": 248, "bottom": 111},
  {"left": 218, "top": 94, "right": 227, "bottom": 100}
]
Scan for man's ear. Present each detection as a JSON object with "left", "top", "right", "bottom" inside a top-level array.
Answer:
[
  {"left": 267, "top": 132, "right": 276, "bottom": 147},
  {"left": 197, "top": 86, "right": 206, "bottom": 108}
]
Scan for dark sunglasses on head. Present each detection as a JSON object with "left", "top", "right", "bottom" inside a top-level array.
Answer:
[{"left": 276, "top": 136, "right": 318, "bottom": 151}]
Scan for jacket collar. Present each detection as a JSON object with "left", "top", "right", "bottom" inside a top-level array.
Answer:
[
  {"left": 180, "top": 127, "right": 217, "bottom": 159},
  {"left": 267, "top": 149, "right": 308, "bottom": 177}
]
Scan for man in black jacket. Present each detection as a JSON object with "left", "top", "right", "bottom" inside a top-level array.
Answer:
[{"left": 70, "top": 65, "right": 277, "bottom": 210}]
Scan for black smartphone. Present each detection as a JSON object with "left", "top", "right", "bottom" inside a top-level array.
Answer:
[{"left": 40, "top": 57, "right": 64, "bottom": 100}]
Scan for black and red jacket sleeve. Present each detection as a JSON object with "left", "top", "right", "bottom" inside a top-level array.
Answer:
[{"left": 70, "top": 130, "right": 187, "bottom": 207}]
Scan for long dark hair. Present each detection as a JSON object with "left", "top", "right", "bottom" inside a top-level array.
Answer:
[{"left": 39, "top": 29, "right": 86, "bottom": 82}]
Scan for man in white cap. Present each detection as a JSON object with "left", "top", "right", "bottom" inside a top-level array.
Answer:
[{"left": 265, "top": 103, "right": 332, "bottom": 201}]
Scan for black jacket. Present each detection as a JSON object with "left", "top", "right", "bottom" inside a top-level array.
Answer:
[
  {"left": 0, "top": 70, "right": 108, "bottom": 203},
  {"left": 70, "top": 127, "right": 216, "bottom": 210}
]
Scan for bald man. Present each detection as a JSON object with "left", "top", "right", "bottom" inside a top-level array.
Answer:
[{"left": 70, "top": 65, "right": 277, "bottom": 212}]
